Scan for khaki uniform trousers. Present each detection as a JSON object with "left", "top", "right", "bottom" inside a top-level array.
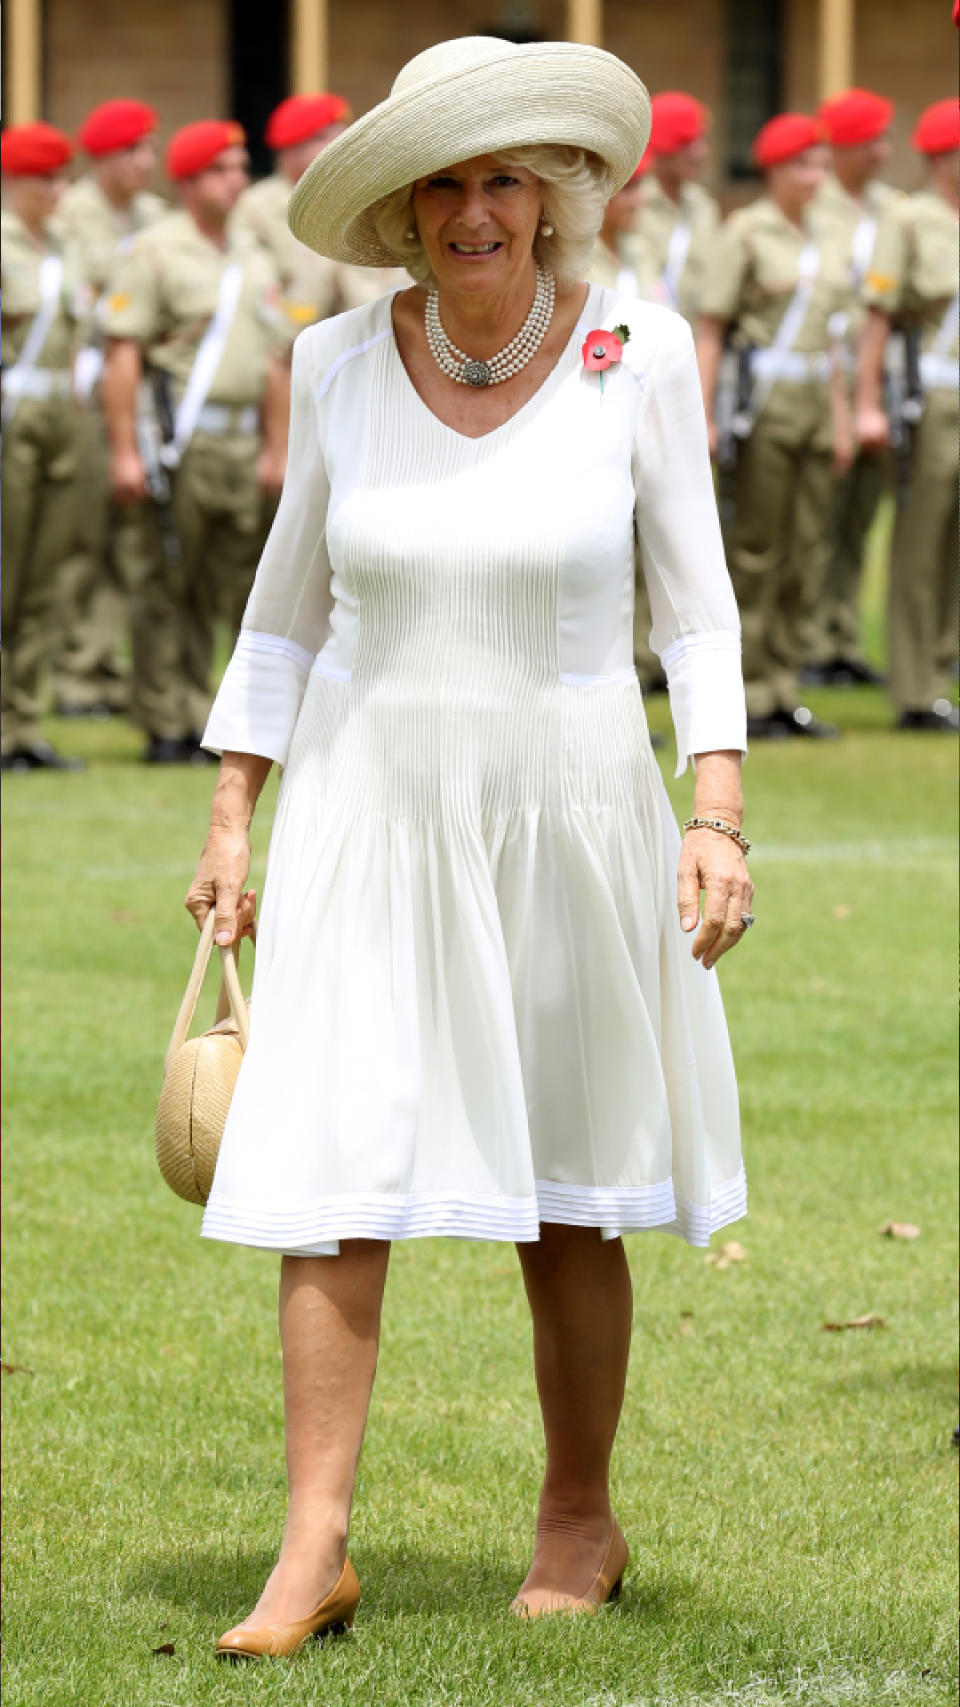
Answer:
[
  {"left": 887, "top": 389, "right": 959, "bottom": 713},
  {"left": 809, "top": 448, "right": 890, "bottom": 667},
  {"left": 1, "top": 397, "right": 79, "bottom": 751},
  {"left": 726, "top": 379, "right": 834, "bottom": 720},
  {"left": 51, "top": 410, "right": 146, "bottom": 712},
  {"left": 131, "top": 431, "right": 269, "bottom": 740}
]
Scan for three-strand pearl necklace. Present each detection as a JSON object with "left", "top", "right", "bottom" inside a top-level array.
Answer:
[{"left": 425, "top": 263, "right": 556, "bottom": 388}]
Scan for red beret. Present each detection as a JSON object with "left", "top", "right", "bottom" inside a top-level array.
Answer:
[
  {"left": 264, "top": 93, "right": 352, "bottom": 150},
  {"left": 911, "top": 98, "right": 959, "bottom": 155},
  {"left": 1, "top": 121, "right": 74, "bottom": 177},
  {"left": 752, "top": 113, "right": 827, "bottom": 168},
  {"left": 649, "top": 92, "right": 709, "bottom": 156},
  {"left": 817, "top": 88, "right": 894, "bottom": 147},
  {"left": 166, "top": 120, "right": 246, "bottom": 182},
  {"left": 77, "top": 99, "right": 158, "bottom": 157}
]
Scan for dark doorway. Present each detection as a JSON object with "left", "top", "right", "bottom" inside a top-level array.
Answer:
[
  {"left": 724, "top": 0, "right": 783, "bottom": 180},
  {"left": 229, "top": 0, "right": 290, "bottom": 178}
]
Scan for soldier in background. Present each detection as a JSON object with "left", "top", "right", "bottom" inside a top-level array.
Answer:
[
  {"left": 589, "top": 155, "right": 652, "bottom": 292},
  {"left": 232, "top": 91, "right": 350, "bottom": 333},
  {"left": 52, "top": 99, "right": 166, "bottom": 718},
  {"left": 805, "top": 88, "right": 897, "bottom": 687},
  {"left": 588, "top": 155, "right": 663, "bottom": 703},
  {"left": 696, "top": 114, "right": 851, "bottom": 740},
  {"left": 637, "top": 92, "right": 720, "bottom": 323},
  {"left": 1, "top": 123, "right": 83, "bottom": 772},
  {"left": 100, "top": 120, "right": 291, "bottom": 763},
  {"left": 232, "top": 93, "right": 407, "bottom": 335},
  {"left": 857, "top": 98, "right": 959, "bottom": 733}
]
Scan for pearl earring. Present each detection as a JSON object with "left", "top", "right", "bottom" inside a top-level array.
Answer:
[
  {"left": 406, "top": 226, "right": 417, "bottom": 240},
  {"left": 540, "top": 219, "right": 554, "bottom": 237}
]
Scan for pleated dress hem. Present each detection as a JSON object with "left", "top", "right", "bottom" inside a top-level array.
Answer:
[{"left": 200, "top": 1165, "right": 747, "bottom": 1255}]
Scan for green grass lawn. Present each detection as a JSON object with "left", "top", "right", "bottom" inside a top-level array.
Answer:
[{"left": 3, "top": 535, "right": 957, "bottom": 1706}]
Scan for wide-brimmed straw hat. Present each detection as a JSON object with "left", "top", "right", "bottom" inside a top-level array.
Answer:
[{"left": 288, "top": 36, "right": 651, "bottom": 266}]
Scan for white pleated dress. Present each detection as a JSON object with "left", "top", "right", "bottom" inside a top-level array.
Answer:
[{"left": 200, "top": 284, "right": 748, "bottom": 1256}]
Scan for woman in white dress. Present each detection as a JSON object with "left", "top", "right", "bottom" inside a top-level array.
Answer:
[{"left": 187, "top": 38, "right": 754, "bottom": 1659}]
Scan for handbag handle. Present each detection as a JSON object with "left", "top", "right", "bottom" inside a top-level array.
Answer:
[{"left": 164, "top": 912, "right": 254, "bottom": 1074}]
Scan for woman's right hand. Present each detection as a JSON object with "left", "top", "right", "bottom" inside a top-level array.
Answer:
[{"left": 185, "top": 824, "right": 257, "bottom": 945}]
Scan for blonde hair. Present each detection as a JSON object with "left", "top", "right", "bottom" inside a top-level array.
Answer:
[{"left": 368, "top": 145, "right": 610, "bottom": 290}]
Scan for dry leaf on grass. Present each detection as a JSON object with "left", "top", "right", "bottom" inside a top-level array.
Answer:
[
  {"left": 705, "top": 1240, "right": 748, "bottom": 1270},
  {"left": 822, "top": 1313, "right": 887, "bottom": 1332},
  {"left": 1, "top": 1362, "right": 35, "bottom": 1376},
  {"left": 878, "top": 1221, "right": 921, "bottom": 1241},
  {"left": 832, "top": 903, "right": 852, "bottom": 920},
  {"left": 152, "top": 1642, "right": 176, "bottom": 1656}
]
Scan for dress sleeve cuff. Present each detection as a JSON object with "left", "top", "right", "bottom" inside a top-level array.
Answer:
[
  {"left": 660, "top": 630, "right": 747, "bottom": 778},
  {"left": 202, "top": 630, "right": 315, "bottom": 766}
]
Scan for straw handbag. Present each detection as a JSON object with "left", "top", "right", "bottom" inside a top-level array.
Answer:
[{"left": 155, "top": 912, "right": 254, "bottom": 1205}]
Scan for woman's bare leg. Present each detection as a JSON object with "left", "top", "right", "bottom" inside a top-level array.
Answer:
[
  {"left": 514, "top": 1223, "right": 633, "bottom": 1599},
  {"left": 232, "top": 1240, "right": 390, "bottom": 1629}
]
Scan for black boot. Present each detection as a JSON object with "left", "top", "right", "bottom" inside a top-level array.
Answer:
[
  {"left": 768, "top": 706, "right": 840, "bottom": 740},
  {"left": 0, "top": 741, "right": 85, "bottom": 773}
]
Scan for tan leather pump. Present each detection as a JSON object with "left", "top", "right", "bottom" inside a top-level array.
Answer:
[
  {"left": 510, "top": 1521, "right": 628, "bottom": 1619},
  {"left": 215, "top": 1557, "right": 361, "bottom": 1660}
]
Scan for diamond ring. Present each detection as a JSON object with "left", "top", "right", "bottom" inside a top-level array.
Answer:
[{"left": 740, "top": 913, "right": 756, "bottom": 929}]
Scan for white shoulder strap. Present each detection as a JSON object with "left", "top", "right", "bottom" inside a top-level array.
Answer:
[
  {"left": 1, "top": 254, "right": 64, "bottom": 428},
  {"left": 850, "top": 215, "right": 878, "bottom": 288},
  {"left": 161, "top": 262, "right": 245, "bottom": 469},
  {"left": 76, "top": 233, "right": 140, "bottom": 404},
  {"left": 743, "top": 242, "right": 820, "bottom": 428},
  {"left": 660, "top": 221, "right": 692, "bottom": 308}
]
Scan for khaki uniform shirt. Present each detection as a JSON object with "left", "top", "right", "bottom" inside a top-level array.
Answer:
[
  {"left": 98, "top": 208, "right": 288, "bottom": 406},
  {"left": 587, "top": 231, "right": 658, "bottom": 297},
  {"left": 699, "top": 194, "right": 849, "bottom": 352},
  {"left": 632, "top": 176, "right": 720, "bottom": 323},
  {"left": 813, "top": 174, "right": 898, "bottom": 351},
  {"left": 57, "top": 176, "right": 167, "bottom": 298},
  {"left": 863, "top": 189, "right": 960, "bottom": 357},
  {"left": 0, "top": 208, "right": 80, "bottom": 371},
  {"left": 231, "top": 172, "right": 408, "bottom": 335}
]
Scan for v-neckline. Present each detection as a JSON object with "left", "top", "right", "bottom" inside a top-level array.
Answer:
[{"left": 387, "top": 283, "right": 599, "bottom": 446}]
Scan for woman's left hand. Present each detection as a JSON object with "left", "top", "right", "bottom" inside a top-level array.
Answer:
[{"left": 677, "top": 829, "right": 754, "bottom": 972}]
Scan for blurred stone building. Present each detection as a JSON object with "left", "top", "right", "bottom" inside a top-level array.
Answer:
[{"left": 2, "top": 0, "right": 953, "bottom": 200}]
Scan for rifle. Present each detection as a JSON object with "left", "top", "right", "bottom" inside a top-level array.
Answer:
[
  {"left": 716, "top": 343, "right": 754, "bottom": 529},
  {"left": 887, "top": 326, "right": 923, "bottom": 510},
  {"left": 135, "top": 368, "right": 183, "bottom": 564}
]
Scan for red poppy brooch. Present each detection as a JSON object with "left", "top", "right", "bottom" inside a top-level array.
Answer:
[{"left": 582, "top": 323, "right": 631, "bottom": 390}]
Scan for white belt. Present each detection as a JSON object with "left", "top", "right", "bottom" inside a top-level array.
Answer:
[
  {"left": 750, "top": 349, "right": 830, "bottom": 383},
  {"left": 919, "top": 352, "right": 959, "bottom": 392},
  {"left": 193, "top": 402, "right": 259, "bottom": 437},
  {"left": 1, "top": 367, "right": 73, "bottom": 401}
]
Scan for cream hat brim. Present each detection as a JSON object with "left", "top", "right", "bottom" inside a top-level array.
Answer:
[{"left": 288, "top": 37, "right": 651, "bottom": 266}]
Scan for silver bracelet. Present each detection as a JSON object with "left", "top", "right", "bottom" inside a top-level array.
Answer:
[{"left": 682, "top": 816, "right": 751, "bottom": 855}]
